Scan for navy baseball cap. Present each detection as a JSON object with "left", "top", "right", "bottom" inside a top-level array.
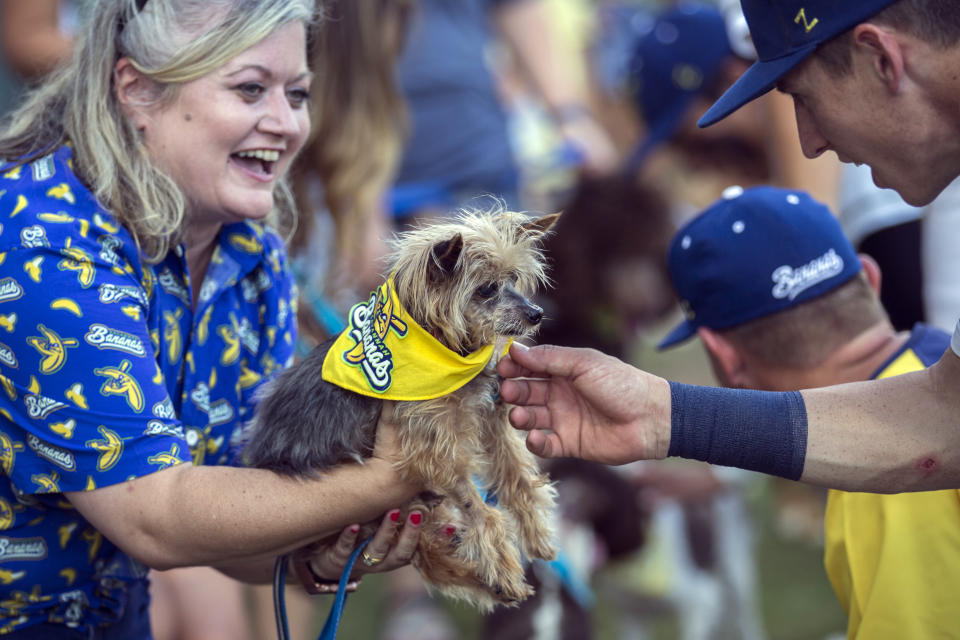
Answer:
[
  {"left": 658, "top": 185, "right": 861, "bottom": 349},
  {"left": 698, "top": 0, "right": 898, "bottom": 127},
  {"left": 626, "top": 3, "right": 734, "bottom": 169}
]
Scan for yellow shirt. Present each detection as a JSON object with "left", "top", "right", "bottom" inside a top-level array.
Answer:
[{"left": 824, "top": 324, "right": 960, "bottom": 638}]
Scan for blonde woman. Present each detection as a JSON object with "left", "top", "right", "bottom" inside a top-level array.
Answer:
[{"left": 0, "top": 1, "right": 424, "bottom": 637}]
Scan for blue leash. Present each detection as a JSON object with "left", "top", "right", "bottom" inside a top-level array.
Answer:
[{"left": 274, "top": 538, "right": 372, "bottom": 640}]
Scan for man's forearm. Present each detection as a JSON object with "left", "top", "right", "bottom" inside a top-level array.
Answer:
[{"left": 801, "top": 352, "right": 960, "bottom": 492}]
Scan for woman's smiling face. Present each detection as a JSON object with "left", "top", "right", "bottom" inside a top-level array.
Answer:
[{"left": 137, "top": 20, "right": 312, "bottom": 229}]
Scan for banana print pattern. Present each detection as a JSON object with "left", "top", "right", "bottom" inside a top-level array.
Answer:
[{"left": 0, "top": 147, "right": 296, "bottom": 632}]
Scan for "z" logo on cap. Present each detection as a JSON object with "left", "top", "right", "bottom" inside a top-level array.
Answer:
[{"left": 794, "top": 8, "right": 819, "bottom": 32}]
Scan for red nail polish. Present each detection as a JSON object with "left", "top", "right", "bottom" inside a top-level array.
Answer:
[
  {"left": 389, "top": 510, "right": 400, "bottom": 523},
  {"left": 349, "top": 525, "right": 360, "bottom": 534},
  {"left": 410, "top": 512, "right": 422, "bottom": 525},
  {"left": 444, "top": 525, "right": 456, "bottom": 536}
]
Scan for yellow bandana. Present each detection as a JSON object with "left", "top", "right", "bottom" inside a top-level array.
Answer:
[{"left": 321, "top": 277, "right": 510, "bottom": 401}]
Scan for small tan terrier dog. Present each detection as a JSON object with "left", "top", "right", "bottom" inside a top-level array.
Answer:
[{"left": 243, "top": 206, "right": 559, "bottom": 609}]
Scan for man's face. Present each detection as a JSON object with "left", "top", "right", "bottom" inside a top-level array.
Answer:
[{"left": 777, "top": 55, "right": 960, "bottom": 206}]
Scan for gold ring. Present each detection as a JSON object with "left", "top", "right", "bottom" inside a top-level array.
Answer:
[{"left": 361, "top": 550, "right": 383, "bottom": 567}]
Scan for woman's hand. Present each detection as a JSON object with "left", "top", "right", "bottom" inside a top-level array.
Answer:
[{"left": 300, "top": 507, "right": 423, "bottom": 585}]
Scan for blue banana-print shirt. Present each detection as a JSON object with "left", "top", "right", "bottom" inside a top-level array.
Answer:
[{"left": 0, "top": 146, "right": 297, "bottom": 634}]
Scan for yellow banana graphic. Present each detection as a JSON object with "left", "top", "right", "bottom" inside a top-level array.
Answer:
[
  {"left": 58, "top": 521, "right": 77, "bottom": 548},
  {"left": 27, "top": 376, "right": 40, "bottom": 395},
  {"left": 196, "top": 306, "right": 214, "bottom": 345},
  {"left": 163, "top": 308, "right": 183, "bottom": 363},
  {"left": 229, "top": 233, "right": 262, "bottom": 254},
  {"left": 2, "top": 165, "right": 21, "bottom": 180},
  {"left": 266, "top": 326, "right": 277, "bottom": 348},
  {"left": 27, "top": 324, "right": 78, "bottom": 374},
  {"left": 237, "top": 361, "right": 261, "bottom": 389},
  {"left": 152, "top": 362, "right": 163, "bottom": 385},
  {"left": 149, "top": 328, "right": 159, "bottom": 351},
  {"left": 0, "top": 432, "right": 23, "bottom": 475},
  {"left": 0, "top": 569, "right": 25, "bottom": 585},
  {"left": 94, "top": 360, "right": 144, "bottom": 412},
  {"left": 49, "top": 419, "right": 76, "bottom": 439},
  {"left": 37, "top": 212, "right": 75, "bottom": 223},
  {"left": 121, "top": 305, "right": 141, "bottom": 321},
  {"left": 0, "top": 313, "right": 15, "bottom": 332},
  {"left": 86, "top": 425, "right": 123, "bottom": 472},
  {"left": 184, "top": 351, "right": 195, "bottom": 374},
  {"left": 82, "top": 529, "right": 102, "bottom": 563},
  {"left": 77, "top": 218, "right": 89, "bottom": 238},
  {"left": 208, "top": 368, "right": 217, "bottom": 390},
  {"left": 85, "top": 476, "right": 96, "bottom": 491},
  {"left": 22, "top": 256, "right": 43, "bottom": 283},
  {"left": 0, "top": 252, "right": 5, "bottom": 267},
  {"left": 65, "top": 382, "right": 88, "bottom": 409},
  {"left": 218, "top": 326, "right": 241, "bottom": 366},
  {"left": 58, "top": 240, "right": 96, "bottom": 288},
  {"left": 59, "top": 568, "right": 77, "bottom": 586},
  {"left": 50, "top": 298, "right": 83, "bottom": 317},
  {"left": 206, "top": 435, "right": 224, "bottom": 456},
  {"left": 10, "top": 195, "right": 27, "bottom": 217},
  {"left": 46, "top": 183, "right": 75, "bottom": 204},
  {"left": 93, "top": 213, "right": 119, "bottom": 233},
  {"left": 149, "top": 443, "right": 184, "bottom": 469},
  {"left": 0, "top": 498, "right": 14, "bottom": 530},
  {"left": 0, "top": 376, "right": 15, "bottom": 401},
  {"left": 32, "top": 470, "right": 60, "bottom": 493}
]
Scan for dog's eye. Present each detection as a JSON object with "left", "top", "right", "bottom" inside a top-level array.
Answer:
[{"left": 475, "top": 282, "right": 499, "bottom": 299}]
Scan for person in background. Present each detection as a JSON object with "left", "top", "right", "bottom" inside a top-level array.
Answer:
[
  {"left": 0, "top": 1, "right": 425, "bottom": 636},
  {"left": 0, "top": 0, "right": 78, "bottom": 116},
  {"left": 390, "top": 0, "right": 618, "bottom": 222},
  {"left": 659, "top": 185, "right": 960, "bottom": 638}
]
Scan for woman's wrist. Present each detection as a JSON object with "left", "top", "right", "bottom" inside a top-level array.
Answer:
[{"left": 291, "top": 555, "right": 360, "bottom": 595}]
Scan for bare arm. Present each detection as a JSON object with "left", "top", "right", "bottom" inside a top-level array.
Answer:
[
  {"left": 493, "top": 0, "right": 618, "bottom": 174},
  {"left": 1, "top": 0, "right": 73, "bottom": 78},
  {"left": 801, "top": 350, "right": 960, "bottom": 492},
  {"left": 498, "top": 342, "right": 960, "bottom": 493},
  {"left": 66, "top": 457, "right": 417, "bottom": 571}
]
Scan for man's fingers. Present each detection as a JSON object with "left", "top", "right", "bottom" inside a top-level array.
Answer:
[
  {"left": 508, "top": 404, "right": 553, "bottom": 431},
  {"left": 500, "top": 378, "right": 551, "bottom": 407},
  {"left": 505, "top": 343, "right": 589, "bottom": 379},
  {"left": 526, "top": 429, "right": 563, "bottom": 459}
]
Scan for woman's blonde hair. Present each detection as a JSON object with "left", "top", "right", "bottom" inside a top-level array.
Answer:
[{"left": 0, "top": 0, "right": 317, "bottom": 262}]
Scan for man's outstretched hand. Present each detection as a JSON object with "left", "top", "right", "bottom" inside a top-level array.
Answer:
[{"left": 496, "top": 343, "right": 672, "bottom": 465}]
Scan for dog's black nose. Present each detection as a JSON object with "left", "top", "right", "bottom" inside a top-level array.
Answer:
[{"left": 524, "top": 304, "right": 543, "bottom": 324}]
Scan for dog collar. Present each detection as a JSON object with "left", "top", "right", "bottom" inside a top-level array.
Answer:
[{"left": 321, "top": 277, "right": 510, "bottom": 401}]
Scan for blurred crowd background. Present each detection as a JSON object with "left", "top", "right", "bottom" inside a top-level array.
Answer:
[{"left": 4, "top": 0, "right": 957, "bottom": 639}]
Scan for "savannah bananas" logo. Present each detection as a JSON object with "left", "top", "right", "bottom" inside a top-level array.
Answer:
[{"left": 341, "top": 282, "right": 408, "bottom": 392}]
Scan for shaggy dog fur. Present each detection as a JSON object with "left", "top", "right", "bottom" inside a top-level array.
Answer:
[{"left": 243, "top": 208, "right": 560, "bottom": 610}]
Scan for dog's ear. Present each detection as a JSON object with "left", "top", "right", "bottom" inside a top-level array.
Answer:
[
  {"left": 518, "top": 212, "right": 562, "bottom": 239},
  {"left": 429, "top": 233, "right": 463, "bottom": 280}
]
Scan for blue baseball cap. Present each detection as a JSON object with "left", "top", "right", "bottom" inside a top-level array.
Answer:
[
  {"left": 658, "top": 185, "right": 861, "bottom": 349},
  {"left": 626, "top": 3, "right": 734, "bottom": 169},
  {"left": 698, "top": 0, "right": 898, "bottom": 127}
]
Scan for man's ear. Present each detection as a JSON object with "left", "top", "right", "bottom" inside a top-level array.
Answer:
[
  {"left": 114, "top": 57, "right": 156, "bottom": 130},
  {"left": 697, "top": 326, "right": 749, "bottom": 388},
  {"left": 851, "top": 23, "right": 904, "bottom": 94},
  {"left": 858, "top": 253, "right": 882, "bottom": 296}
]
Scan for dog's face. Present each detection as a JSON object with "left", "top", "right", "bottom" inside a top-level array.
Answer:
[{"left": 390, "top": 210, "right": 560, "bottom": 354}]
